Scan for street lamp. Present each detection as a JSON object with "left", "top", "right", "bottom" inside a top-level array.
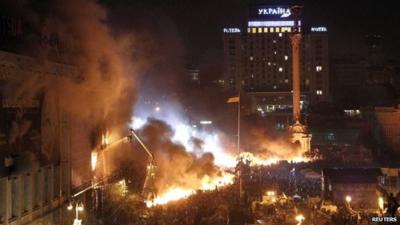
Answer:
[
  {"left": 67, "top": 201, "right": 84, "bottom": 225},
  {"left": 345, "top": 195, "right": 352, "bottom": 204},
  {"left": 295, "top": 214, "right": 305, "bottom": 225}
]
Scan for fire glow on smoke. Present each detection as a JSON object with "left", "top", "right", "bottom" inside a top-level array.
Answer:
[
  {"left": 131, "top": 112, "right": 309, "bottom": 207},
  {"left": 129, "top": 102, "right": 309, "bottom": 207}
]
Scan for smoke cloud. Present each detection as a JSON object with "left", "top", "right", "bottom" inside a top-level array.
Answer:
[
  {"left": 1, "top": 0, "right": 137, "bottom": 182},
  {"left": 137, "top": 118, "right": 222, "bottom": 191}
]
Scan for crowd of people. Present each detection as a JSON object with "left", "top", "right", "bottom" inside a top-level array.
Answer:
[{"left": 100, "top": 160, "right": 400, "bottom": 225}]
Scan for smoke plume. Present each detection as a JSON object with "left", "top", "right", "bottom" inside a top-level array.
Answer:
[
  {"left": 2, "top": 0, "right": 136, "bottom": 183},
  {"left": 137, "top": 118, "right": 222, "bottom": 191}
]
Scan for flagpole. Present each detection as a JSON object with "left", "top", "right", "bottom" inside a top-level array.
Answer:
[{"left": 238, "top": 89, "right": 242, "bottom": 201}]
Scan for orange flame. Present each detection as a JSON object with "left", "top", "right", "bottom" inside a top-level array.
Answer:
[
  {"left": 239, "top": 152, "right": 309, "bottom": 166},
  {"left": 146, "top": 172, "right": 234, "bottom": 207}
]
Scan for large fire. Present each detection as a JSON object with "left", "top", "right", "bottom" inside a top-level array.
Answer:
[
  {"left": 239, "top": 152, "right": 309, "bottom": 167},
  {"left": 130, "top": 105, "right": 310, "bottom": 207},
  {"left": 146, "top": 171, "right": 234, "bottom": 207}
]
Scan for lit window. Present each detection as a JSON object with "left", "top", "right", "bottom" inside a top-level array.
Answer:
[
  {"left": 251, "top": 74, "right": 254, "bottom": 78},
  {"left": 252, "top": 28, "right": 257, "bottom": 33},
  {"left": 284, "top": 79, "right": 289, "bottom": 83},
  {"left": 279, "top": 33, "right": 283, "bottom": 37},
  {"left": 273, "top": 85, "right": 277, "bottom": 89},
  {"left": 258, "top": 27, "right": 263, "bottom": 33},
  {"left": 278, "top": 67, "right": 283, "bottom": 72},
  {"left": 274, "top": 51, "right": 277, "bottom": 55},
  {"left": 264, "top": 27, "right": 268, "bottom": 33},
  {"left": 284, "top": 55, "right": 288, "bottom": 61},
  {"left": 275, "top": 27, "right": 280, "bottom": 32},
  {"left": 273, "top": 40, "right": 276, "bottom": 43},
  {"left": 250, "top": 56, "right": 254, "bottom": 61},
  {"left": 316, "top": 66, "right": 322, "bottom": 72},
  {"left": 327, "top": 133, "right": 335, "bottom": 141},
  {"left": 269, "top": 27, "right": 274, "bottom": 33},
  {"left": 267, "top": 62, "right": 271, "bottom": 66},
  {"left": 247, "top": 28, "right": 251, "bottom": 33},
  {"left": 316, "top": 90, "right": 323, "bottom": 95}
]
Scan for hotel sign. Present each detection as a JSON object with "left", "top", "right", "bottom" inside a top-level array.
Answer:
[
  {"left": 311, "top": 27, "right": 327, "bottom": 32},
  {"left": 250, "top": 6, "right": 294, "bottom": 21},
  {"left": 257, "top": 7, "right": 291, "bottom": 18},
  {"left": 223, "top": 28, "right": 241, "bottom": 33}
]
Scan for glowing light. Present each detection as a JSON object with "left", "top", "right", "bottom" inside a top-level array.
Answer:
[
  {"left": 345, "top": 195, "right": 352, "bottom": 203},
  {"left": 239, "top": 152, "right": 308, "bottom": 167},
  {"left": 67, "top": 203, "right": 73, "bottom": 211},
  {"left": 131, "top": 117, "right": 146, "bottom": 129},
  {"left": 91, "top": 151, "right": 98, "bottom": 171},
  {"left": 200, "top": 120, "right": 212, "bottom": 125},
  {"left": 295, "top": 214, "right": 305, "bottom": 225},
  {"left": 73, "top": 219, "right": 82, "bottom": 225},
  {"left": 378, "top": 197, "right": 384, "bottom": 210},
  {"left": 146, "top": 187, "right": 194, "bottom": 207},
  {"left": 101, "top": 131, "right": 110, "bottom": 146},
  {"left": 311, "top": 27, "right": 327, "bottom": 32},
  {"left": 248, "top": 20, "right": 296, "bottom": 27},
  {"left": 223, "top": 28, "right": 241, "bottom": 33},
  {"left": 117, "top": 179, "right": 128, "bottom": 196},
  {"left": 154, "top": 106, "right": 160, "bottom": 112},
  {"left": 266, "top": 191, "right": 276, "bottom": 196},
  {"left": 77, "top": 203, "right": 84, "bottom": 211},
  {"left": 257, "top": 7, "right": 291, "bottom": 18},
  {"left": 146, "top": 172, "right": 234, "bottom": 207}
]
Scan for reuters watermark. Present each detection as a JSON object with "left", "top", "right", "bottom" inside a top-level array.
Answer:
[{"left": 371, "top": 216, "right": 398, "bottom": 223}]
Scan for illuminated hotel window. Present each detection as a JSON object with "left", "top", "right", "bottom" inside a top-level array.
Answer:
[
  {"left": 316, "top": 66, "right": 322, "bottom": 72},
  {"left": 279, "top": 33, "right": 283, "bottom": 37},
  {"left": 250, "top": 56, "right": 254, "bottom": 61},
  {"left": 274, "top": 51, "right": 277, "bottom": 55},
  {"left": 284, "top": 55, "right": 288, "bottom": 61},
  {"left": 264, "top": 27, "right": 268, "bottom": 33},
  {"left": 270, "top": 27, "right": 274, "bottom": 33},
  {"left": 273, "top": 40, "right": 276, "bottom": 43},
  {"left": 247, "top": 28, "right": 251, "bottom": 33},
  {"left": 285, "top": 79, "right": 289, "bottom": 83},
  {"left": 278, "top": 67, "right": 283, "bottom": 72},
  {"left": 252, "top": 28, "right": 257, "bottom": 33},
  {"left": 316, "top": 90, "right": 323, "bottom": 95},
  {"left": 267, "top": 62, "right": 271, "bottom": 66},
  {"left": 275, "top": 27, "right": 280, "bottom": 32},
  {"left": 258, "top": 28, "right": 263, "bottom": 33}
]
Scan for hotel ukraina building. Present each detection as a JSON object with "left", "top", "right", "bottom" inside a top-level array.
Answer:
[{"left": 222, "top": 4, "right": 329, "bottom": 129}]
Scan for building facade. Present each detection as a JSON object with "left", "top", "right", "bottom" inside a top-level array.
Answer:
[
  {"left": 322, "top": 168, "right": 382, "bottom": 209},
  {"left": 222, "top": 5, "right": 330, "bottom": 118},
  {"left": 0, "top": 50, "right": 92, "bottom": 225}
]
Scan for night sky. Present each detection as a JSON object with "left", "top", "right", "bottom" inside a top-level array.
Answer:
[{"left": 102, "top": 0, "right": 400, "bottom": 63}]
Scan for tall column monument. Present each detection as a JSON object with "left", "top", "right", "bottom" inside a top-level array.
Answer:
[{"left": 289, "top": 5, "right": 311, "bottom": 153}]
